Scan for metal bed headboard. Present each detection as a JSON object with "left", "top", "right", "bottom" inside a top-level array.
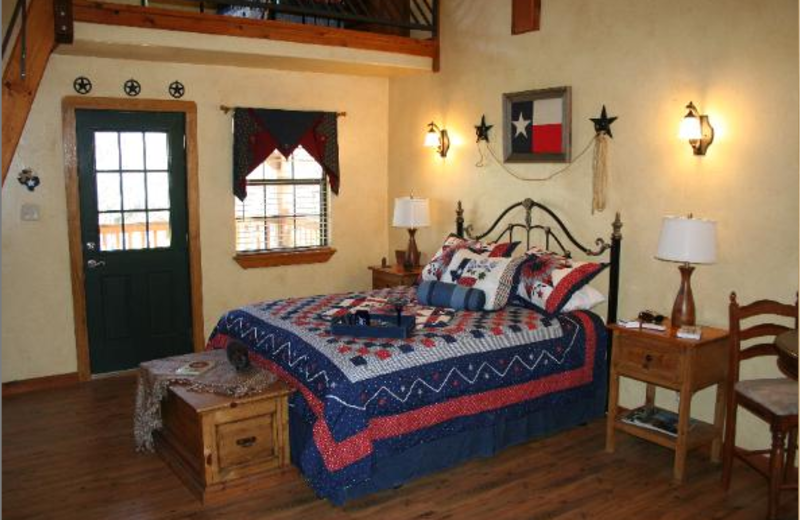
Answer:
[{"left": 454, "top": 198, "right": 623, "bottom": 325}]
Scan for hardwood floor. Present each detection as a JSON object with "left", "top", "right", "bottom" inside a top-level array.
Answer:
[{"left": 3, "top": 375, "right": 797, "bottom": 519}]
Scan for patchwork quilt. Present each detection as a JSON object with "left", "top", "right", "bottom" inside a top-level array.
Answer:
[{"left": 207, "top": 287, "right": 606, "bottom": 500}]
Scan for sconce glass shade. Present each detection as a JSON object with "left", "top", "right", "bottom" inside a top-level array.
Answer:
[
  {"left": 424, "top": 128, "right": 440, "bottom": 148},
  {"left": 679, "top": 113, "right": 703, "bottom": 140},
  {"left": 393, "top": 196, "right": 431, "bottom": 229},
  {"left": 656, "top": 216, "right": 717, "bottom": 265}
]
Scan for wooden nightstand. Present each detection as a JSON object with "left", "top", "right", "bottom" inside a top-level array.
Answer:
[
  {"left": 605, "top": 321, "right": 729, "bottom": 483},
  {"left": 155, "top": 381, "right": 295, "bottom": 503},
  {"left": 369, "top": 265, "right": 422, "bottom": 289}
]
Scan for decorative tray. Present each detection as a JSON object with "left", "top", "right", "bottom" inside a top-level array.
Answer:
[{"left": 330, "top": 313, "right": 415, "bottom": 339}]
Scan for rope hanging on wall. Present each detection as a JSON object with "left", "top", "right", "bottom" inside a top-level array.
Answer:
[
  {"left": 474, "top": 105, "right": 618, "bottom": 214},
  {"left": 591, "top": 133, "right": 609, "bottom": 214}
]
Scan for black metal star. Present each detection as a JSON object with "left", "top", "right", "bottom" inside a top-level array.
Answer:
[
  {"left": 168, "top": 80, "right": 185, "bottom": 99},
  {"left": 73, "top": 76, "right": 92, "bottom": 95},
  {"left": 590, "top": 105, "right": 618, "bottom": 138},
  {"left": 124, "top": 79, "right": 141, "bottom": 97},
  {"left": 475, "top": 115, "right": 493, "bottom": 143}
]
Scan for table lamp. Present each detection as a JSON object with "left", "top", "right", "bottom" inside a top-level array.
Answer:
[
  {"left": 392, "top": 196, "right": 430, "bottom": 271},
  {"left": 655, "top": 215, "right": 717, "bottom": 327}
]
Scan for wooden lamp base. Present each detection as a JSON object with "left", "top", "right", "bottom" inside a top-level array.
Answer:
[
  {"left": 403, "top": 228, "right": 420, "bottom": 271},
  {"left": 670, "top": 263, "right": 696, "bottom": 328}
]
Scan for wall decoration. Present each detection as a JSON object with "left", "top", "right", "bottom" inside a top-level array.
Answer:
[
  {"left": 123, "top": 79, "right": 141, "bottom": 97},
  {"left": 17, "top": 168, "right": 40, "bottom": 191},
  {"left": 73, "top": 76, "right": 92, "bottom": 95},
  {"left": 474, "top": 115, "right": 493, "bottom": 143},
  {"left": 474, "top": 103, "right": 618, "bottom": 215},
  {"left": 168, "top": 80, "right": 185, "bottom": 99},
  {"left": 503, "top": 86, "right": 571, "bottom": 163},
  {"left": 589, "top": 105, "right": 617, "bottom": 214}
]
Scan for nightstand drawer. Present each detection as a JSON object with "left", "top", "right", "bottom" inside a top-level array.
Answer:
[{"left": 616, "top": 340, "right": 681, "bottom": 383}]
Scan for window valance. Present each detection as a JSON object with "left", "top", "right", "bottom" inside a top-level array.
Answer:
[{"left": 233, "top": 108, "right": 340, "bottom": 200}]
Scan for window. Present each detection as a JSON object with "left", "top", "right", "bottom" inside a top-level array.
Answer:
[
  {"left": 94, "top": 131, "right": 172, "bottom": 251},
  {"left": 235, "top": 146, "right": 329, "bottom": 255}
]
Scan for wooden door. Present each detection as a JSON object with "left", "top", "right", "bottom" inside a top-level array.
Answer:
[{"left": 76, "top": 110, "right": 193, "bottom": 374}]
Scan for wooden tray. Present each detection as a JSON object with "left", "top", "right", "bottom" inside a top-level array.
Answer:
[{"left": 330, "top": 314, "right": 415, "bottom": 339}]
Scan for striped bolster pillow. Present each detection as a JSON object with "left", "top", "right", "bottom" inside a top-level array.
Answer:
[{"left": 416, "top": 281, "right": 486, "bottom": 311}]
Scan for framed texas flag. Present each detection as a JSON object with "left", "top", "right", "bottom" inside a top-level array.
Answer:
[{"left": 503, "top": 86, "right": 571, "bottom": 163}]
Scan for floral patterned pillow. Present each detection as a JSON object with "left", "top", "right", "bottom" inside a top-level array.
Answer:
[
  {"left": 513, "top": 247, "right": 608, "bottom": 315},
  {"left": 420, "top": 234, "right": 519, "bottom": 282},
  {"left": 442, "top": 249, "right": 524, "bottom": 311}
]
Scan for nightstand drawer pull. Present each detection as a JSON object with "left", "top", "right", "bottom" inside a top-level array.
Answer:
[
  {"left": 644, "top": 354, "right": 653, "bottom": 364},
  {"left": 236, "top": 436, "right": 257, "bottom": 448}
]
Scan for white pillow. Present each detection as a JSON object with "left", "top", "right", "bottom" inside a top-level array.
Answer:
[
  {"left": 442, "top": 249, "right": 523, "bottom": 311},
  {"left": 561, "top": 285, "right": 606, "bottom": 312}
]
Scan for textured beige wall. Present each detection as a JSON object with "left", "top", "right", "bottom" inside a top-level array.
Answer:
[
  {"left": 1, "top": 54, "right": 389, "bottom": 381},
  {"left": 387, "top": 0, "right": 798, "bottom": 449}
]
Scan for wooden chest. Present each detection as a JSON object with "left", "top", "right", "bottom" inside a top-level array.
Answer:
[{"left": 154, "top": 381, "right": 295, "bottom": 503}]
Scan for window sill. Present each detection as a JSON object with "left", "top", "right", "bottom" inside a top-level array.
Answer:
[{"left": 234, "top": 247, "right": 337, "bottom": 269}]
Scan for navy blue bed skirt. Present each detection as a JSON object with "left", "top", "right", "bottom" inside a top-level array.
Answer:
[{"left": 288, "top": 378, "right": 607, "bottom": 505}]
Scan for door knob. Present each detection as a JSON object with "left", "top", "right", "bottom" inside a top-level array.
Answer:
[{"left": 87, "top": 259, "right": 106, "bottom": 269}]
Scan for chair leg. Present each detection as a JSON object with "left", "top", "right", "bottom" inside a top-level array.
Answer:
[
  {"left": 721, "top": 398, "right": 738, "bottom": 490},
  {"left": 767, "top": 428, "right": 786, "bottom": 520},
  {"left": 784, "top": 427, "right": 797, "bottom": 484}
]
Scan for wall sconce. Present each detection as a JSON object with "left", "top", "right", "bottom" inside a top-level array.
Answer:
[
  {"left": 424, "top": 122, "right": 450, "bottom": 158},
  {"left": 679, "top": 101, "right": 714, "bottom": 155}
]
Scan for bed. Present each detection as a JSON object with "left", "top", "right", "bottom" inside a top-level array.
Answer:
[{"left": 207, "top": 199, "right": 623, "bottom": 504}]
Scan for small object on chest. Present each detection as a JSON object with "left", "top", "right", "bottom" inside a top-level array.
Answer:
[{"left": 226, "top": 341, "right": 251, "bottom": 372}]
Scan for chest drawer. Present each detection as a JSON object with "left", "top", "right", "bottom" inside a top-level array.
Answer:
[
  {"left": 216, "top": 413, "right": 281, "bottom": 478},
  {"left": 615, "top": 339, "right": 682, "bottom": 384}
]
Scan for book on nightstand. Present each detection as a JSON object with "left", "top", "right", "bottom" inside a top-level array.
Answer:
[{"left": 621, "top": 406, "right": 698, "bottom": 437}]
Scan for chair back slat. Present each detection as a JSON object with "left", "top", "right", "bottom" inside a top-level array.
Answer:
[
  {"left": 737, "top": 299, "right": 798, "bottom": 321},
  {"left": 739, "top": 323, "right": 793, "bottom": 342},
  {"left": 740, "top": 344, "right": 778, "bottom": 361}
]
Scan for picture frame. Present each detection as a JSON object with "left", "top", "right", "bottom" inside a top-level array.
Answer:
[{"left": 503, "top": 86, "right": 571, "bottom": 163}]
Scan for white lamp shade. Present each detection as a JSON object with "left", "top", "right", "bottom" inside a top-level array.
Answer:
[
  {"left": 393, "top": 197, "right": 430, "bottom": 228},
  {"left": 656, "top": 216, "right": 717, "bottom": 264},
  {"left": 679, "top": 114, "right": 702, "bottom": 140},
  {"left": 424, "top": 130, "right": 440, "bottom": 148}
]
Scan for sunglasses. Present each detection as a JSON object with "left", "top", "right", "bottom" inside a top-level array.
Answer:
[{"left": 638, "top": 310, "right": 665, "bottom": 324}]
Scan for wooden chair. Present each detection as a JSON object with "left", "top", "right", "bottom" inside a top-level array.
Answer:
[{"left": 722, "top": 292, "right": 798, "bottom": 520}]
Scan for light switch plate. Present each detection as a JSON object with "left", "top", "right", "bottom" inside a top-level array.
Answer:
[{"left": 20, "top": 203, "right": 40, "bottom": 221}]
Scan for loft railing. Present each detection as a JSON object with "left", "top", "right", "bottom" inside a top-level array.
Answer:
[{"left": 143, "top": 0, "right": 439, "bottom": 38}]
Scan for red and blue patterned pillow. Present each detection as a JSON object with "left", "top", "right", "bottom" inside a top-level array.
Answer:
[
  {"left": 420, "top": 234, "right": 519, "bottom": 282},
  {"left": 512, "top": 247, "right": 607, "bottom": 315}
]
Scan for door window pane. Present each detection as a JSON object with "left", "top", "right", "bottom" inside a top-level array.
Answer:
[
  {"left": 120, "top": 133, "right": 145, "bottom": 170},
  {"left": 145, "top": 133, "right": 168, "bottom": 170},
  {"left": 147, "top": 171, "right": 170, "bottom": 210},
  {"left": 99, "top": 212, "right": 124, "bottom": 251},
  {"left": 124, "top": 212, "right": 148, "bottom": 250},
  {"left": 94, "top": 132, "right": 120, "bottom": 171},
  {"left": 96, "top": 173, "right": 121, "bottom": 211},
  {"left": 122, "top": 172, "right": 146, "bottom": 210},
  {"left": 148, "top": 211, "right": 172, "bottom": 248}
]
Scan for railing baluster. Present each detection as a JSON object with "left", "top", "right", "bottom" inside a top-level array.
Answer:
[
  {"left": 410, "top": 0, "right": 428, "bottom": 26},
  {"left": 20, "top": 0, "right": 27, "bottom": 78}
]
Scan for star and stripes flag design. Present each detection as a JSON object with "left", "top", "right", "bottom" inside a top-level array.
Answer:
[{"left": 511, "top": 97, "right": 564, "bottom": 154}]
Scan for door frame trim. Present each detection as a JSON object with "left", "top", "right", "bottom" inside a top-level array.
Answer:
[{"left": 62, "top": 96, "right": 204, "bottom": 381}]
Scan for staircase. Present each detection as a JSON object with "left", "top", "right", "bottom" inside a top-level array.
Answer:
[{"left": 2, "top": 0, "right": 73, "bottom": 184}]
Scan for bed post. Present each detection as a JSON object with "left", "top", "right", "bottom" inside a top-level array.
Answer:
[
  {"left": 456, "top": 200, "right": 465, "bottom": 238},
  {"left": 607, "top": 212, "right": 623, "bottom": 325}
]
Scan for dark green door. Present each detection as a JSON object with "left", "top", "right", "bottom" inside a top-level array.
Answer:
[{"left": 76, "top": 110, "right": 193, "bottom": 374}]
